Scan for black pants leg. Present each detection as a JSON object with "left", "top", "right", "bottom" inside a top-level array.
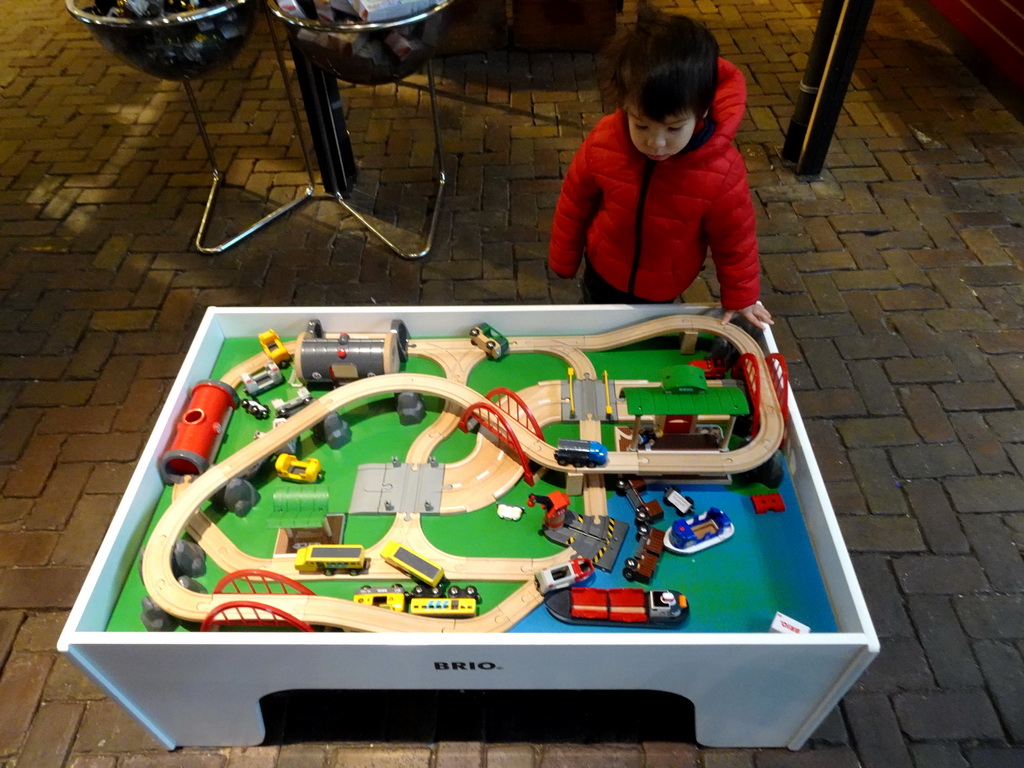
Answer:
[{"left": 581, "top": 264, "right": 678, "bottom": 305}]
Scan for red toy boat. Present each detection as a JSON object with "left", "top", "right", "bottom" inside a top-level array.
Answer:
[{"left": 543, "top": 586, "right": 688, "bottom": 628}]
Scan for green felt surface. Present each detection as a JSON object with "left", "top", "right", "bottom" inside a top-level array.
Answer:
[{"left": 106, "top": 330, "right": 835, "bottom": 634}]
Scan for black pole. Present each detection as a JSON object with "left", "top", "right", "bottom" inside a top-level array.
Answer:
[
  {"left": 782, "top": 0, "right": 876, "bottom": 176},
  {"left": 781, "top": 0, "right": 847, "bottom": 164},
  {"left": 288, "top": 41, "right": 358, "bottom": 196}
]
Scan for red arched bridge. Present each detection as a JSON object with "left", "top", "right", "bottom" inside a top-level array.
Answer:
[{"left": 457, "top": 387, "right": 543, "bottom": 486}]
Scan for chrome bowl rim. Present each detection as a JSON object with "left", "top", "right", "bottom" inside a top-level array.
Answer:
[
  {"left": 267, "top": 0, "right": 457, "bottom": 34},
  {"left": 66, "top": 0, "right": 252, "bottom": 29}
]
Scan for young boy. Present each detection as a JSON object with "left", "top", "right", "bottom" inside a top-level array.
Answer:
[{"left": 548, "top": 7, "right": 772, "bottom": 329}]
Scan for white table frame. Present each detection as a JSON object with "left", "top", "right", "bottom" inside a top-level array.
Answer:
[{"left": 59, "top": 305, "right": 877, "bottom": 750}]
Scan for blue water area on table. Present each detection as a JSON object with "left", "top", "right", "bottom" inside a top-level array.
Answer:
[{"left": 510, "top": 471, "right": 838, "bottom": 634}]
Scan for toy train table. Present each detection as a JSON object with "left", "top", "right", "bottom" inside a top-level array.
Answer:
[{"left": 59, "top": 305, "right": 877, "bottom": 750}]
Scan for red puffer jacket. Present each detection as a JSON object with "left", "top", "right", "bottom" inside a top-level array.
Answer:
[{"left": 549, "top": 59, "right": 759, "bottom": 307}]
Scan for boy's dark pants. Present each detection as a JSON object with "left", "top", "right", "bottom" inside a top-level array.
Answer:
[{"left": 581, "top": 263, "right": 679, "bottom": 305}]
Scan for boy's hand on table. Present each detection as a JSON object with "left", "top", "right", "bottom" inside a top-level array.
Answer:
[{"left": 721, "top": 303, "right": 773, "bottom": 330}]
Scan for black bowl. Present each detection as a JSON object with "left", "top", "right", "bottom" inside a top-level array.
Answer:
[{"left": 66, "top": 0, "right": 258, "bottom": 81}]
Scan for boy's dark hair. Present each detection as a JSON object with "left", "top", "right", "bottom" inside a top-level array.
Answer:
[{"left": 600, "top": 5, "right": 720, "bottom": 122}]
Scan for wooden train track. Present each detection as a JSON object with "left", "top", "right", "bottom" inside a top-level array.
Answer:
[{"left": 142, "top": 314, "right": 784, "bottom": 632}]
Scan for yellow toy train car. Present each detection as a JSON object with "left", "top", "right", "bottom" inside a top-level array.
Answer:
[
  {"left": 354, "top": 584, "right": 479, "bottom": 618},
  {"left": 380, "top": 540, "right": 445, "bottom": 587},
  {"left": 294, "top": 544, "right": 366, "bottom": 576},
  {"left": 408, "top": 597, "right": 477, "bottom": 617}
]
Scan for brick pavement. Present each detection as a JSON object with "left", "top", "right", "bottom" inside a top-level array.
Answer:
[{"left": 2, "top": 0, "right": 1023, "bottom": 765}]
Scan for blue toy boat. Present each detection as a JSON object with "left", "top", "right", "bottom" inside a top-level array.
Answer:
[{"left": 665, "top": 507, "right": 734, "bottom": 555}]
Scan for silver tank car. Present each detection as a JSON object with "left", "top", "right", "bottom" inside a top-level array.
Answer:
[{"left": 294, "top": 318, "right": 409, "bottom": 388}]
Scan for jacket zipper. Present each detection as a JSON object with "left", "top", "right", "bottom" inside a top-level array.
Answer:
[{"left": 628, "top": 159, "right": 657, "bottom": 296}]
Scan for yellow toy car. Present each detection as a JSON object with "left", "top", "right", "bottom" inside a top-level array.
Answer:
[
  {"left": 274, "top": 453, "right": 321, "bottom": 483},
  {"left": 258, "top": 329, "right": 292, "bottom": 367}
]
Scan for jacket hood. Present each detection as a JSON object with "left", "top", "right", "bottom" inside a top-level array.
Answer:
[
  {"left": 681, "top": 115, "right": 716, "bottom": 154},
  {"left": 680, "top": 59, "right": 746, "bottom": 154},
  {"left": 711, "top": 58, "right": 746, "bottom": 143}
]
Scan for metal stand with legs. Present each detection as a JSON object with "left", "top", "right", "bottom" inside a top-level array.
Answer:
[
  {"left": 258, "top": 48, "right": 446, "bottom": 261},
  {"left": 327, "top": 60, "right": 446, "bottom": 261},
  {"left": 187, "top": 10, "right": 317, "bottom": 254},
  {"left": 265, "top": 0, "right": 453, "bottom": 260}
]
